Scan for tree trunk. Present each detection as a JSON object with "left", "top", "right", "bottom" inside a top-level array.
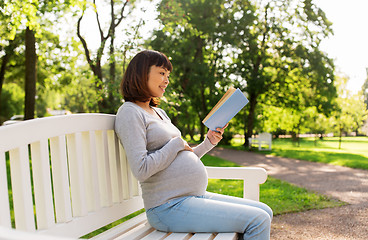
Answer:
[
  {"left": 0, "top": 50, "right": 10, "bottom": 113},
  {"left": 200, "top": 82, "right": 206, "bottom": 141},
  {"left": 339, "top": 124, "right": 342, "bottom": 149},
  {"left": 107, "top": 0, "right": 116, "bottom": 114},
  {"left": 0, "top": 50, "right": 11, "bottom": 98},
  {"left": 244, "top": 94, "right": 257, "bottom": 147},
  {"left": 24, "top": 27, "right": 37, "bottom": 120},
  {"left": 0, "top": 38, "right": 17, "bottom": 113},
  {"left": 243, "top": 109, "right": 249, "bottom": 147}
]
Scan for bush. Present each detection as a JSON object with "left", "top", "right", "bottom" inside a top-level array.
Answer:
[{"left": 0, "top": 83, "right": 24, "bottom": 120}]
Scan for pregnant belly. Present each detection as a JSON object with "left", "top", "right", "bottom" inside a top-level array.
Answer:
[
  {"left": 141, "top": 150, "right": 208, "bottom": 209},
  {"left": 171, "top": 151, "right": 207, "bottom": 176},
  {"left": 157, "top": 150, "right": 208, "bottom": 193}
]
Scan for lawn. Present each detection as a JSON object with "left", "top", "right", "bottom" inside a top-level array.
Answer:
[{"left": 230, "top": 136, "right": 368, "bottom": 170}]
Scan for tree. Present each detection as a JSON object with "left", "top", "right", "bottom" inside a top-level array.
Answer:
[
  {"left": 0, "top": 0, "right": 80, "bottom": 119},
  {"left": 0, "top": 37, "right": 21, "bottom": 113},
  {"left": 0, "top": 0, "right": 40, "bottom": 119},
  {"left": 77, "top": 0, "right": 146, "bottom": 113},
  {"left": 363, "top": 68, "right": 368, "bottom": 110},
  {"left": 331, "top": 75, "right": 368, "bottom": 148},
  {"left": 151, "top": 0, "right": 255, "bottom": 140},
  {"left": 232, "top": 0, "right": 337, "bottom": 147},
  {"left": 0, "top": 83, "right": 24, "bottom": 124}
]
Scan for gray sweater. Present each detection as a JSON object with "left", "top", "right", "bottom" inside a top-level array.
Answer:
[{"left": 115, "top": 102, "right": 215, "bottom": 209}]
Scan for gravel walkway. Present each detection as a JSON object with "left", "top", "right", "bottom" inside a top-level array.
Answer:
[{"left": 208, "top": 147, "right": 368, "bottom": 240}]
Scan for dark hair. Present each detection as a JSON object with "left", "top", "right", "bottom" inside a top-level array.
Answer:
[{"left": 120, "top": 50, "right": 173, "bottom": 107}]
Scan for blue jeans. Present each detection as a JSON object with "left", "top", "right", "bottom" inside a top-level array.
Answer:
[{"left": 146, "top": 192, "right": 273, "bottom": 240}]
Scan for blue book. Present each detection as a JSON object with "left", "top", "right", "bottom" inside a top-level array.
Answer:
[{"left": 202, "top": 87, "right": 249, "bottom": 131}]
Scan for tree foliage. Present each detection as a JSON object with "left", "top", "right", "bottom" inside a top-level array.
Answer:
[
  {"left": 363, "top": 68, "right": 368, "bottom": 110},
  {"left": 1, "top": 0, "right": 365, "bottom": 142},
  {"left": 231, "top": 0, "right": 337, "bottom": 146},
  {"left": 0, "top": 0, "right": 83, "bottom": 119},
  {"left": 150, "top": 0, "right": 338, "bottom": 144},
  {"left": 150, "top": 0, "right": 255, "bottom": 140}
]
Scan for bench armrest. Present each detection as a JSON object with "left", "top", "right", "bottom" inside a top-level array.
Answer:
[{"left": 205, "top": 167, "right": 267, "bottom": 201}]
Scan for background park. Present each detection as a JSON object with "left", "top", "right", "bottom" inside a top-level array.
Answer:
[{"left": 1, "top": 0, "right": 368, "bottom": 239}]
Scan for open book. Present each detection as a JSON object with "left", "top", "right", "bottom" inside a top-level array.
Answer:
[{"left": 202, "top": 87, "right": 249, "bottom": 131}]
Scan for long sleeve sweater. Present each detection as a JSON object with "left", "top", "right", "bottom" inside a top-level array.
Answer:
[{"left": 114, "top": 101, "right": 215, "bottom": 209}]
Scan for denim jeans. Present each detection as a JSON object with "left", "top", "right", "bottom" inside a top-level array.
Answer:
[{"left": 146, "top": 192, "right": 273, "bottom": 240}]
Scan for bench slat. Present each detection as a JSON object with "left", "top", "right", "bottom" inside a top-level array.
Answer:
[
  {"left": 114, "top": 222, "right": 153, "bottom": 240},
  {"left": 112, "top": 132, "right": 124, "bottom": 201},
  {"left": 95, "top": 130, "right": 113, "bottom": 207},
  {"left": 66, "top": 133, "right": 88, "bottom": 217},
  {"left": 189, "top": 233, "right": 215, "bottom": 240},
  {"left": 107, "top": 130, "right": 121, "bottom": 203},
  {"left": 9, "top": 146, "right": 35, "bottom": 231},
  {"left": 118, "top": 143, "right": 130, "bottom": 200},
  {"left": 82, "top": 131, "right": 101, "bottom": 212},
  {"left": 164, "top": 233, "right": 193, "bottom": 240},
  {"left": 0, "top": 152, "right": 11, "bottom": 228},
  {"left": 214, "top": 233, "right": 238, "bottom": 240},
  {"left": 140, "top": 230, "right": 169, "bottom": 240},
  {"left": 31, "top": 139, "right": 55, "bottom": 229},
  {"left": 50, "top": 136, "right": 73, "bottom": 223}
]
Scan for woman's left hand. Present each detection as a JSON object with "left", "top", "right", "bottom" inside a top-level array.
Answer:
[{"left": 207, "top": 123, "right": 228, "bottom": 145}]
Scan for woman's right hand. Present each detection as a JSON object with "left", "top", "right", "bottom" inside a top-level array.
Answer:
[{"left": 183, "top": 141, "right": 193, "bottom": 152}]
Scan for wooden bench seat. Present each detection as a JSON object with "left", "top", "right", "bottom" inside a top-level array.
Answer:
[{"left": 0, "top": 114, "right": 267, "bottom": 240}]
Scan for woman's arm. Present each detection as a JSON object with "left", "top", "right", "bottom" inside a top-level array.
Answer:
[
  {"left": 192, "top": 137, "right": 215, "bottom": 159},
  {"left": 192, "top": 124, "right": 228, "bottom": 158}
]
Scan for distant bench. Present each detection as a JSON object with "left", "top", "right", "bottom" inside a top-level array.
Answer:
[
  {"left": 0, "top": 114, "right": 268, "bottom": 240},
  {"left": 248, "top": 132, "right": 272, "bottom": 151}
]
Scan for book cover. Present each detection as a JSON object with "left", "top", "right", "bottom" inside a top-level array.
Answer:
[{"left": 202, "top": 87, "right": 249, "bottom": 131}]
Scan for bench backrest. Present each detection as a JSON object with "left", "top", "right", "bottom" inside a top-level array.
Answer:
[
  {"left": 258, "top": 132, "right": 272, "bottom": 141},
  {"left": 0, "top": 114, "right": 143, "bottom": 238}
]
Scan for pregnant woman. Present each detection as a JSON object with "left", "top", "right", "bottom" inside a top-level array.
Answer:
[{"left": 115, "top": 50, "right": 272, "bottom": 240}]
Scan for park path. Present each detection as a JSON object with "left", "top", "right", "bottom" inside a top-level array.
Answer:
[{"left": 208, "top": 147, "right": 368, "bottom": 240}]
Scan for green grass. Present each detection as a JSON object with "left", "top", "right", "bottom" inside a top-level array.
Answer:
[
  {"left": 230, "top": 136, "right": 368, "bottom": 170},
  {"left": 202, "top": 154, "right": 345, "bottom": 216}
]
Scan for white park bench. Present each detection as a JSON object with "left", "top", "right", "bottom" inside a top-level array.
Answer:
[
  {"left": 248, "top": 132, "right": 272, "bottom": 151},
  {"left": 0, "top": 114, "right": 268, "bottom": 240}
]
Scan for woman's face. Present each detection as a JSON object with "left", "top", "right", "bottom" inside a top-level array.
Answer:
[{"left": 147, "top": 65, "right": 170, "bottom": 98}]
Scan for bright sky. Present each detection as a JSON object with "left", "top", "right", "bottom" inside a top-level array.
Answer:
[{"left": 318, "top": 0, "right": 368, "bottom": 94}]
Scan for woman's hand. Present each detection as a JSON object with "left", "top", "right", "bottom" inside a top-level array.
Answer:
[
  {"left": 184, "top": 142, "right": 194, "bottom": 152},
  {"left": 180, "top": 139, "right": 193, "bottom": 152},
  {"left": 207, "top": 123, "right": 228, "bottom": 145}
]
